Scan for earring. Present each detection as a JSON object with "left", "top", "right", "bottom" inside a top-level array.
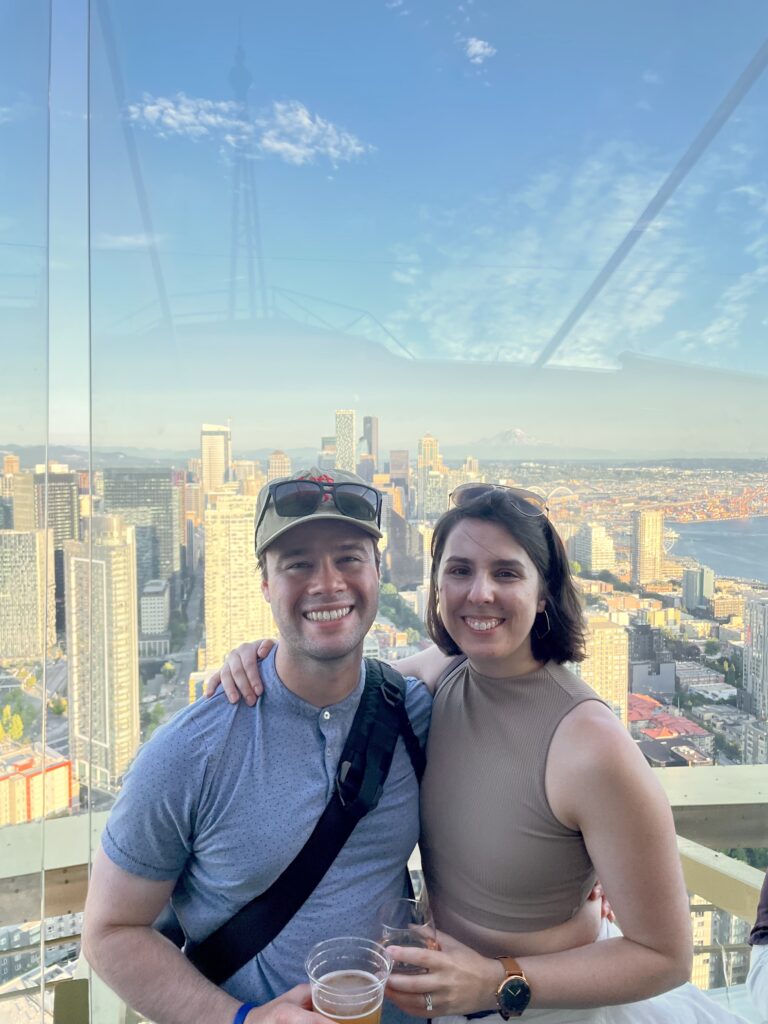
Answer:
[{"left": 534, "top": 608, "right": 551, "bottom": 640}]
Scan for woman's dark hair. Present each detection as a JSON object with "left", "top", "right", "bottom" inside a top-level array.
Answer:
[{"left": 425, "top": 490, "right": 586, "bottom": 664}]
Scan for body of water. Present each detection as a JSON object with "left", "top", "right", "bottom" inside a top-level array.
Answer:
[{"left": 671, "top": 516, "right": 768, "bottom": 586}]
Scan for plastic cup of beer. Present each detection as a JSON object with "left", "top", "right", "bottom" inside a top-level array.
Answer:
[
  {"left": 305, "top": 937, "right": 392, "bottom": 1024},
  {"left": 377, "top": 896, "right": 438, "bottom": 974}
]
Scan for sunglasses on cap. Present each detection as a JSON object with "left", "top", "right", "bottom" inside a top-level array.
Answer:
[
  {"left": 449, "top": 483, "right": 548, "bottom": 517},
  {"left": 255, "top": 479, "right": 383, "bottom": 533}
]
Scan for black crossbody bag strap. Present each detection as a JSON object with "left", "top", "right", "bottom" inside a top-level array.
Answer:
[{"left": 185, "top": 659, "right": 422, "bottom": 986}]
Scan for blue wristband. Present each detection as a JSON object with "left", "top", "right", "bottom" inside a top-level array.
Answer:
[{"left": 233, "top": 1002, "right": 258, "bottom": 1024}]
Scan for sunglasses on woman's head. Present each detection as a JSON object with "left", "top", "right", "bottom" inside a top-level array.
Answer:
[{"left": 448, "top": 483, "right": 548, "bottom": 517}]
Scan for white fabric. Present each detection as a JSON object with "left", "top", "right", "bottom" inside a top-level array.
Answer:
[
  {"left": 435, "top": 920, "right": 747, "bottom": 1024},
  {"left": 747, "top": 944, "right": 768, "bottom": 1022}
]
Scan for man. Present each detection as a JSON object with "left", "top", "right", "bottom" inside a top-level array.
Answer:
[
  {"left": 82, "top": 469, "right": 431, "bottom": 1024},
  {"left": 747, "top": 870, "right": 768, "bottom": 1016}
]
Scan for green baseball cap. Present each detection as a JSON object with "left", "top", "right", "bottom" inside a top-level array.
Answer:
[{"left": 254, "top": 467, "right": 383, "bottom": 558}]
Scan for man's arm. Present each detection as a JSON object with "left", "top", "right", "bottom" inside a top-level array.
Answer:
[{"left": 83, "top": 848, "right": 325, "bottom": 1024}]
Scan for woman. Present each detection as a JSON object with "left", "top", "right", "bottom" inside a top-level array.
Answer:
[{"left": 209, "top": 485, "right": 744, "bottom": 1023}]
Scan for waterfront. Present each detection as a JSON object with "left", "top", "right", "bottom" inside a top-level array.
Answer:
[{"left": 672, "top": 516, "right": 768, "bottom": 586}]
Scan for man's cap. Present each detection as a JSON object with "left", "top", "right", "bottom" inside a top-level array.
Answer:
[{"left": 255, "top": 467, "right": 383, "bottom": 558}]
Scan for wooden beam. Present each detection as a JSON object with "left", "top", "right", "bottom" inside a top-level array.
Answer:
[{"left": 678, "top": 836, "right": 764, "bottom": 922}]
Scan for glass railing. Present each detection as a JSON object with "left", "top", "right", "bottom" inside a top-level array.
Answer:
[{"left": 2, "top": 0, "right": 768, "bottom": 1020}]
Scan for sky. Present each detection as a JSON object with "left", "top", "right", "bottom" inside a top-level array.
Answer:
[{"left": 2, "top": 0, "right": 768, "bottom": 456}]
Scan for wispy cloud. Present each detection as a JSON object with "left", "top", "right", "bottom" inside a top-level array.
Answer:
[
  {"left": 258, "top": 101, "right": 372, "bottom": 166},
  {"left": 642, "top": 70, "right": 662, "bottom": 85},
  {"left": 95, "top": 232, "right": 167, "bottom": 250},
  {"left": 127, "top": 93, "right": 251, "bottom": 143},
  {"left": 385, "top": 135, "right": 765, "bottom": 372},
  {"left": 127, "top": 93, "right": 372, "bottom": 167},
  {"left": 465, "top": 37, "right": 496, "bottom": 64}
]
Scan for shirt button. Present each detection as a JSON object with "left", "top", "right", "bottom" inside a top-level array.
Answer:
[{"left": 322, "top": 710, "right": 331, "bottom": 721}]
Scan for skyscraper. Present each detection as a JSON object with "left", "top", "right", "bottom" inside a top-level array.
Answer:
[
  {"left": 267, "top": 450, "right": 291, "bottom": 481},
  {"left": 12, "top": 470, "right": 80, "bottom": 632},
  {"left": 579, "top": 616, "right": 629, "bottom": 725},
  {"left": 200, "top": 423, "right": 233, "bottom": 495},
  {"left": 3, "top": 454, "right": 20, "bottom": 476},
  {"left": 744, "top": 596, "right": 768, "bottom": 721},
  {"left": 204, "top": 495, "right": 276, "bottom": 667},
  {"left": 416, "top": 434, "right": 443, "bottom": 520},
  {"left": 572, "top": 522, "right": 616, "bottom": 575},
  {"left": 362, "top": 416, "right": 379, "bottom": 470},
  {"left": 0, "top": 529, "right": 55, "bottom": 660},
  {"left": 64, "top": 516, "right": 140, "bottom": 793},
  {"left": 682, "top": 566, "right": 715, "bottom": 612},
  {"left": 103, "top": 469, "right": 180, "bottom": 595},
  {"left": 335, "top": 409, "right": 357, "bottom": 472},
  {"left": 630, "top": 510, "right": 664, "bottom": 586}
]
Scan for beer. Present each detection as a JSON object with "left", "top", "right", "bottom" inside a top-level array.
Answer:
[{"left": 312, "top": 969, "right": 385, "bottom": 1024}]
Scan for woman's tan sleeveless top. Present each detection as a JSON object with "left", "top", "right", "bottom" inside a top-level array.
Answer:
[{"left": 420, "top": 659, "right": 605, "bottom": 932}]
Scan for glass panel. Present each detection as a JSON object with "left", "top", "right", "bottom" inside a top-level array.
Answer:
[
  {"left": 57, "top": 0, "right": 768, "bottom": 1018},
  {"left": 0, "top": 0, "right": 55, "bottom": 1019}
]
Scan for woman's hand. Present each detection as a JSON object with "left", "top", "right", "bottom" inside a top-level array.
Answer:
[
  {"left": 203, "top": 639, "right": 275, "bottom": 705},
  {"left": 384, "top": 930, "right": 502, "bottom": 1018}
]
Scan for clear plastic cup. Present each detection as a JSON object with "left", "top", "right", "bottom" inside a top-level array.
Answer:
[{"left": 305, "top": 936, "right": 393, "bottom": 1024}]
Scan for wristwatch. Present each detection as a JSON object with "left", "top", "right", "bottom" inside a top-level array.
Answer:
[{"left": 495, "top": 956, "right": 531, "bottom": 1018}]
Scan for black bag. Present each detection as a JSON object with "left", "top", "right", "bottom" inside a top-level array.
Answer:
[{"left": 157, "top": 659, "right": 425, "bottom": 985}]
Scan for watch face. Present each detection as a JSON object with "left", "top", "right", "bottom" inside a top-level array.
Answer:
[{"left": 499, "top": 976, "right": 531, "bottom": 1017}]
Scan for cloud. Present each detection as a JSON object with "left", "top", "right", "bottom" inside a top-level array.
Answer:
[
  {"left": 642, "top": 70, "right": 662, "bottom": 85},
  {"left": 127, "top": 92, "right": 252, "bottom": 144},
  {"left": 465, "top": 37, "right": 496, "bottom": 64},
  {"left": 383, "top": 135, "right": 765, "bottom": 372},
  {"left": 127, "top": 93, "right": 372, "bottom": 167},
  {"left": 257, "top": 101, "right": 372, "bottom": 166},
  {"left": 0, "top": 107, "right": 15, "bottom": 125},
  {"left": 94, "top": 232, "right": 167, "bottom": 250}
]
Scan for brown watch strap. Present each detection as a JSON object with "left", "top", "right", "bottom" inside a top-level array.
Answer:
[{"left": 497, "top": 956, "right": 526, "bottom": 981}]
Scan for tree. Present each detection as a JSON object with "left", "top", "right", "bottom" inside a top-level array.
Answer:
[
  {"left": 704, "top": 639, "right": 719, "bottom": 656},
  {"left": 9, "top": 714, "right": 23, "bottom": 742},
  {"left": 0, "top": 722, "right": 5, "bottom": 744},
  {"left": 2, "top": 705, "right": 10, "bottom": 727}
]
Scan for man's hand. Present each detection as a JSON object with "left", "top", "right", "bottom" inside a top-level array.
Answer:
[
  {"left": 587, "top": 880, "right": 616, "bottom": 923},
  {"left": 247, "top": 984, "right": 328, "bottom": 1024},
  {"left": 203, "top": 640, "right": 275, "bottom": 705}
]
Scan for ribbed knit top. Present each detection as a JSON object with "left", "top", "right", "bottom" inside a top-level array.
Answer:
[{"left": 420, "top": 659, "right": 605, "bottom": 932}]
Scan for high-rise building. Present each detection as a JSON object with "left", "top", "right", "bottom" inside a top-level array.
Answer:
[
  {"left": 744, "top": 596, "right": 768, "bottom": 721},
  {"left": 200, "top": 423, "right": 233, "bottom": 494},
  {"left": 0, "top": 530, "right": 55, "bottom": 660},
  {"left": 416, "top": 434, "right": 443, "bottom": 520},
  {"left": 64, "top": 516, "right": 140, "bottom": 793},
  {"left": 204, "top": 495, "right": 276, "bottom": 667},
  {"left": 267, "top": 450, "right": 291, "bottom": 481},
  {"left": 3, "top": 454, "right": 20, "bottom": 476},
  {"left": 103, "top": 469, "right": 180, "bottom": 595},
  {"left": 682, "top": 566, "right": 715, "bottom": 612},
  {"left": 579, "top": 616, "right": 629, "bottom": 725},
  {"left": 630, "top": 510, "right": 664, "bottom": 586},
  {"left": 572, "top": 522, "right": 616, "bottom": 574},
  {"left": 12, "top": 470, "right": 80, "bottom": 632},
  {"left": 362, "top": 416, "right": 379, "bottom": 470},
  {"left": 0, "top": 745, "right": 73, "bottom": 826},
  {"left": 335, "top": 409, "right": 357, "bottom": 472}
]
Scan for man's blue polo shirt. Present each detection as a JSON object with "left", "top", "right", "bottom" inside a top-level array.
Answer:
[{"left": 101, "top": 648, "right": 432, "bottom": 1010}]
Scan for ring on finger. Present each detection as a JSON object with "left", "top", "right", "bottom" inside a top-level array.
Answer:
[{"left": 424, "top": 993, "right": 434, "bottom": 1013}]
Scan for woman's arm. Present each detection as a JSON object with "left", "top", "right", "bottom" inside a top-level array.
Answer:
[
  {"left": 386, "top": 701, "right": 691, "bottom": 1015},
  {"left": 204, "top": 640, "right": 455, "bottom": 702}
]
